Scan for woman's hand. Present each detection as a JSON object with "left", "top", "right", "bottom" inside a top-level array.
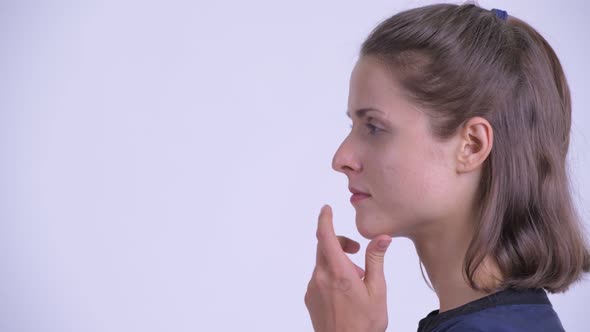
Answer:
[{"left": 304, "top": 204, "right": 393, "bottom": 332}]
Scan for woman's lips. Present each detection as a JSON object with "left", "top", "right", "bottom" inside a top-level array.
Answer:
[
  {"left": 350, "top": 193, "right": 371, "bottom": 204},
  {"left": 349, "top": 186, "right": 370, "bottom": 204}
]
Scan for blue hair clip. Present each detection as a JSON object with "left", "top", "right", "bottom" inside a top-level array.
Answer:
[{"left": 491, "top": 8, "right": 508, "bottom": 21}]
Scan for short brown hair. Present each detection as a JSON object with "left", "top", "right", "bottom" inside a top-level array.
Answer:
[{"left": 360, "top": 2, "right": 590, "bottom": 293}]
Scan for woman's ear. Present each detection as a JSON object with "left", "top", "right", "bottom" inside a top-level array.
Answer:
[{"left": 456, "top": 117, "right": 493, "bottom": 173}]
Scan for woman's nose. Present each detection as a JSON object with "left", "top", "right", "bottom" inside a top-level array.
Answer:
[{"left": 331, "top": 138, "right": 362, "bottom": 174}]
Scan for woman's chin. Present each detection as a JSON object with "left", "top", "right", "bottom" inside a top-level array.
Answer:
[
  {"left": 355, "top": 214, "right": 404, "bottom": 239},
  {"left": 355, "top": 217, "right": 387, "bottom": 240}
]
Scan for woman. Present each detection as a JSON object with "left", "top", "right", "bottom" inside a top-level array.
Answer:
[{"left": 304, "top": 3, "right": 590, "bottom": 332}]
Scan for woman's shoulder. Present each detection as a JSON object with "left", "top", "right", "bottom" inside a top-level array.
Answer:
[
  {"left": 433, "top": 303, "right": 564, "bottom": 332},
  {"left": 418, "top": 288, "right": 566, "bottom": 332}
]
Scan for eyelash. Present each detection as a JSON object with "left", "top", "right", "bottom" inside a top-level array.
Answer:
[{"left": 349, "top": 123, "right": 382, "bottom": 135}]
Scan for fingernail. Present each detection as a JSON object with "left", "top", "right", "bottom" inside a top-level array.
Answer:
[{"left": 378, "top": 240, "right": 391, "bottom": 250}]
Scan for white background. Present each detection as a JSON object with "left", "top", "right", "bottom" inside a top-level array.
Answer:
[{"left": 1, "top": 0, "right": 589, "bottom": 331}]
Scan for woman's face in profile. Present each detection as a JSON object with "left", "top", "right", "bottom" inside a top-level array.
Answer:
[{"left": 332, "top": 56, "right": 464, "bottom": 240}]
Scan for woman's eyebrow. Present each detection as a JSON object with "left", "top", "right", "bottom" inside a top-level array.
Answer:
[{"left": 346, "top": 108, "right": 385, "bottom": 119}]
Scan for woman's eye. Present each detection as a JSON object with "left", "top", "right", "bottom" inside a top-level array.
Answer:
[
  {"left": 348, "top": 123, "right": 382, "bottom": 135},
  {"left": 365, "top": 123, "right": 382, "bottom": 135}
]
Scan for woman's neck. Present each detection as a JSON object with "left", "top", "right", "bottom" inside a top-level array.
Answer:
[{"left": 410, "top": 217, "right": 502, "bottom": 313}]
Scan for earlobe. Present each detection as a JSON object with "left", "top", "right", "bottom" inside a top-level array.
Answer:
[{"left": 456, "top": 117, "right": 493, "bottom": 173}]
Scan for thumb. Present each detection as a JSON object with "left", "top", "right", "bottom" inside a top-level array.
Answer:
[{"left": 364, "top": 235, "right": 392, "bottom": 297}]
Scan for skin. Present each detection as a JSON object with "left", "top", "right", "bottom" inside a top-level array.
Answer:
[{"left": 305, "top": 55, "right": 502, "bottom": 331}]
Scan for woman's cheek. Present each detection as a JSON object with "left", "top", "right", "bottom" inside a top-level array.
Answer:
[
  {"left": 384, "top": 158, "right": 440, "bottom": 215},
  {"left": 417, "top": 164, "right": 456, "bottom": 219},
  {"left": 376, "top": 162, "right": 419, "bottom": 214}
]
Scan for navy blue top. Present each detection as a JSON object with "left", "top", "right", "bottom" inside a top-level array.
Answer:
[{"left": 417, "top": 288, "right": 566, "bottom": 332}]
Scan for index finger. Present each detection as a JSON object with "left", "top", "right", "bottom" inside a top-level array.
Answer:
[{"left": 315, "top": 205, "right": 349, "bottom": 268}]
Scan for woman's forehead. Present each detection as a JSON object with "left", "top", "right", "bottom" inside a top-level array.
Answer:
[{"left": 348, "top": 57, "right": 422, "bottom": 123}]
